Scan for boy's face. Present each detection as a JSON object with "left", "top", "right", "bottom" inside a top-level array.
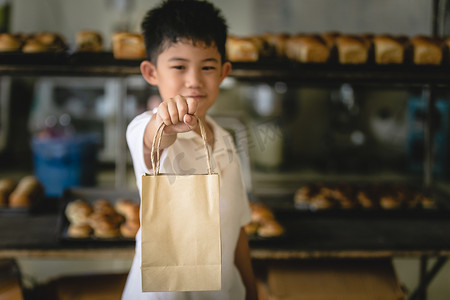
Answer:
[{"left": 141, "top": 40, "right": 231, "bottom": 118}]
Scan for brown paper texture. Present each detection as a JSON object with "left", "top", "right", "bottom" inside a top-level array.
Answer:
[{"left": 141, "top": 173, "right": 221, "bottom": 292}]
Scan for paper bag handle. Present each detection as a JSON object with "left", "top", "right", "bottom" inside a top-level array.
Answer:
[{"left": 151, "top": 114, "right": 213, "bottom": 175}]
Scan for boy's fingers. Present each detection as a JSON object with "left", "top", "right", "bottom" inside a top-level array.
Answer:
[
  {"left": 167, "top": 100, "right": 179, "bottom": 124},
  {"left": 186, "top": 97, "right": 198, "bottom": 115},
  {"left": 175, "top": 96, "right": 188, "bottom": 121},
  {"left": 157, "top": 103, "right": 171, "bottom": 125}
]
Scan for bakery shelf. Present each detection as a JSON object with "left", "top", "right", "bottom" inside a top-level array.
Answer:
[
  {"left": 0, "top": 54, "right": 449, "bottom": 85},
  {"left": 230, "top": 61, "right": 450, "bottom": 86}
]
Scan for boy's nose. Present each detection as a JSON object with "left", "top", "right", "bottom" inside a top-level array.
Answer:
[{"left": 185, "top": 69, "right": 202, "bottom": 88}]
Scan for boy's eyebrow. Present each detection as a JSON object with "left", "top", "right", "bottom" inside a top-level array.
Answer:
[{"left": 168, "top": 57, "right": 219, "bottom": 63}]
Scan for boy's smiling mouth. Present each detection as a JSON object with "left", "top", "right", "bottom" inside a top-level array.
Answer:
[{"left": 184, "top": 94, "right": 206, "bottom": 99}]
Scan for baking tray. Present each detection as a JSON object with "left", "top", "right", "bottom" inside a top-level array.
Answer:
[
  {"left": 252, "top": 184, "right": 450, "bottom": 219},
  {"left": 58, "top": 187, "right": 139, "bottom": 245}
]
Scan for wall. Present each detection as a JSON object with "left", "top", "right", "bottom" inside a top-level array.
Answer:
[{"left": 10, "top": 0, "right": 432, "bottom": 50}]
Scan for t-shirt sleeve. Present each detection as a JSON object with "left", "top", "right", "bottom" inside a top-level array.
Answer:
[{"left": 126, "top": 111, "right": 153, "bottom": 189}]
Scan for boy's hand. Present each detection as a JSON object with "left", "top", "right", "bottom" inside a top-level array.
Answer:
[{"left": 155, "top": 95, "right": 198, "bottom": 134}]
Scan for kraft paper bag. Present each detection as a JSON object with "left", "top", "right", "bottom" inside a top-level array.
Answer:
[{"left": 141, "top": 116, "right": 221, "bottom": 292}]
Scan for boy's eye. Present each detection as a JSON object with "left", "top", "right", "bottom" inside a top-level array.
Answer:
[
  {"left": 203, "top": 66, "right": 216, "bottom": 71},
  {"left": 172, "top": 65, "right": 185, "bottom": 70}
]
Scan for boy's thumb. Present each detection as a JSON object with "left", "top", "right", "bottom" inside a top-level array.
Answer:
[{"left": 184, "top": 113, "right": 197, "bottom": 130}]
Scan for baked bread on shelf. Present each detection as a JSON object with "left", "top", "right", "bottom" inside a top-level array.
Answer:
[
  {"left": 320, "top": 31, "right": 340, "bottom": 49},
  {"left": 335, "top": 35, "right": 370, "bottom": 64},
  {"left": 0, "top": 33, "right": 22, "bottom": 52},
  {"left": 226, "top": 36, "right": 260, "bottom": 62},
  {"left": 76, "top": 30, "right": 103, "bottom": 52},
  {"left": 411, "top": 35, "right": 443, "bottom": 65},
  {"left": 262, "top": 32, "right": 290, "bottom": 57},
  {"left": 257, "top": 219, "right": 284, "bottom": 238},
  {"left": 112, "top": 32, "right": 146, "bottom": 60},
  {"left": 0, "top": 179, "right": 17, "bottom": 207},
  {"left": 373, "top": 35, "right": 405, "bottom": 64},
  {"left": 31, "top": 32, "right": 66, "bottom": 52},
  {"left": 246, "top": 202, "right": 284, "bottom": 238},
  {"left": 8, "top": 176, "right": 44, "bottom": 208},
  {"left": 115, "top": 198, "right": 139, "bottom": 221},
  {"left": 285, "top": 34, "right": 330, "bottom": 63},
  {"left": 21, "top": 40, "right": 49, "bottom": 53},
  {"left": 67, "top": 224, "right": 92, "bottom": 238},
  {"left": 120, "top": 219, "right": 140, "bottom": 238},
  {"left": 64, "top": 196, "right": 140, "bottom": 239},
  {"left": 65, "top": 199, "right": 93, "bottom": 226},
  {"left": 294, "top": 183, "right": 435, "bottom": 211}
]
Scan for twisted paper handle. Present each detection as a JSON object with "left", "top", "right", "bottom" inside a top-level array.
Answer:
[{"left": 150, "top": 114, "right": 212, "bottom": 175}]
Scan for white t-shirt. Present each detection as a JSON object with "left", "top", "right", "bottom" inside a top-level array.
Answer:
[{"left": 122, "top": 111, "right": 252, "bottom": 300}]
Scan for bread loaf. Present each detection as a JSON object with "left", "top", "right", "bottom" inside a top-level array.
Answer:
[
  {"left": 32, "top": 32, "right": 66, "bottom": 52},
  {"left": 285, "top": 34, "right": 330, "bottom": 63},
  {"left": 262, "top": 32, "right": 290, "bottom": 57},
  {"left": 373, "top": 35, "right": 404, "bottom": 64},
  {"left": 411, "top": 35, "right": 443, "bottom": 65},
  {"left": 0, "top": 33, "right": 21, "bottom": 52},
  {"left": 9, "top": 176, "right": 44, "bottom": 208},
  {"left": 0, "top": 179, "right": 17, "bottom": 207},
  {"left": 336, "top": 35, "right": 370, "bottom": 64},
  {"left": 112, "top": 32, "right": 146, "bottom": 60},
  {"left": 22, "top": 40, "right": 48, "bottom": 53},
  {"left": 320, "top": 31, "right": 340, "bottom": 49},
  {"left": 226, "top": 36, "right": 259, "bottom": 62},
  {"left": 76, "top": 30, "right": 103, "bottom": 52}
]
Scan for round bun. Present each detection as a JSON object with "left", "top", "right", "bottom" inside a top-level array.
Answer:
[
  {"left": 115, "top": 198, "right": 139, "bottom": 221},
  {"left": 257, "top": 220, "right": 284, "bottom": 238},
  {"left": 93, "top": 227, "right": 120, "bottom": 239},
  {"left": 380, "top": 196, "right": 401, "bottom": 209},
  {"left": 67, "top": 224, "right": 92, "bottom": 238},
  {"left": 65, "top": 199, "right": 92, "bottom": 225},
  {"left": 32, "top": 32, "right": 66, "bottom": 51},
  {"left": 357, "top": 191, "right": 375, "bottom": 209},
  {"left": 93, "top": 198, "right": 116, "bottom": 215},
  {"left": 309, "top": 194, "right": 334, "bottom": 210},
  {"left": 120, "top": 219, "right": 139, "bottom": 238},
  {"left": 294, "top": 186, "right": 312, "bottom": 205},
  {"left": 8, "top": 176, "right": 44, "bottom": 208},
  {"left": 420, "top": 195, "right": 435, "bottom": 209},
  {"left": 0, "top": 178, "right": 17, "bottom": 207},
  {"left": 22, "top": 40, "right": 48, "bottom": 53},
  {"left": 0, "top": 33, "right": 21, "bottom": 52},
  {"left": 250, "top": 202, "right": 274, "bottom": 223},
  {"left": 88, "top": 212, "right": 117, "bottom": 230},
  {"left": 244, "top": 221, "right": 259, "bottom": 236}
]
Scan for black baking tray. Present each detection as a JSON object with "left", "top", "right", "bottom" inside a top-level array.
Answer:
[
  {"left": 251, "top": 185, "right": 450, "bottom": 220},
  {"left": 58, "top": 187, "right": 139, "bottom": 245}
]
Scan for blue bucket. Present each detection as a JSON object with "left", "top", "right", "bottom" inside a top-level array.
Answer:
[{"left": 31, "top": 134, "right": 99, "bottom": 197}]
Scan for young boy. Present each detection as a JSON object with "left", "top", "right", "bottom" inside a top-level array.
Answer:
[{"left": 122, "top": 1, "right": 258, "bottom": 299}]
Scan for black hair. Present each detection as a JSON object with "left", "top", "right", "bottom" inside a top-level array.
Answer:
[{"left": 141, "top": 0, "right": 228, "bottom": 64}]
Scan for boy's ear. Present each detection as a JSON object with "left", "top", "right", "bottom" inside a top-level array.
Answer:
[
  {"left": 140, "top": 60, "right": 158, "bottom": 85},
  {"left": 220, "top": 61, "right": 232, "bottom": 82}
]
